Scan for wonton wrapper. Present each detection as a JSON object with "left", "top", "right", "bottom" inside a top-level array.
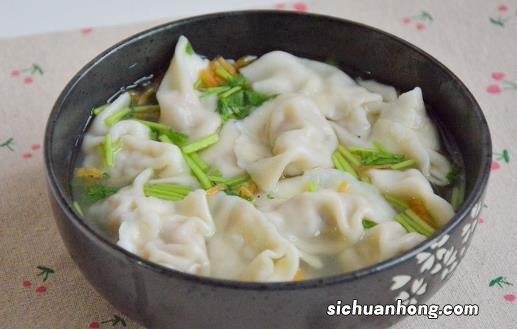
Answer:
[
  {"left": 234, "top": 94, "right": 337, "bottom": 192},
  {"left": 82, "top": 111, "right": 189, "bottom": 187},
  {"left": 156, "top": 36, "right": 221, "bottom": 140}
]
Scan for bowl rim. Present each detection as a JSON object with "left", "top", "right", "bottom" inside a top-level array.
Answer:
[{"left": 45, "top": 9, "right": 492, "bottom": 291}]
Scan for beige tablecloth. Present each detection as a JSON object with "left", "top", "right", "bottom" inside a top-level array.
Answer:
[{"left": 1, "top": 1, "right": 516, "bottom": 328}]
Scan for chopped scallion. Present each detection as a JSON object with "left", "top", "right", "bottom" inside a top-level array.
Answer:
[
  {"left": 215, "top": 66, "right": 234, "bottom": 81},
  {"left": 332, "top": 151, "right": 359, "bottom": 179},
  {"left": 224, "top": 176, "right": 249, "bottom": 187},
  {"left": 183, "top": 153, "right": 212, "bottom": 189},
  {"left": 384, "top": 194, "right": 408, "bottom": 211},
  {"left": 200, "top": 86, "right": 231, "bottom": 98},
  {"left": 404, "top": 209, "right": 435, "bottom": 237},
  {"left": 390, "top": 159, "right": 416, "bottom": 170},
  {"left": 450, "top": 184, "right": 464, "bottom": 210},
  {"left": 373, "top": 141, "right": 389, "bottom": 153},
  {"left": 144, "top": 186, "right": 184, "bottom": 201},
  {"left": 182, "top": 133, "right": 219, "bottom": 154},
  {"left": 92, "top": 105, "right": 108, "bottom": 116},
  {"left": 145, "top": 183, "right": 193, "bottom": 195},
  {"left": 189, "top": 152, "right": 209, "bottom": 171},
  {"left": 394, "top": 213, "right": 417, "bottom": 233},
  {"left": 138, "top": 120, "right": 188, "bottom": 146},
  {"left": 132, "top": 105, "right": 160, "bottom": 113},
  {"left": 220, "top": 86, "right": 242, "bottom": 98},
  {"left": 338, "top": 145, "right": 361, "bottom": 168},
  {"left": 306, "top": 181, "right": 318, "bottom": 192},
  {"left": 72, "top": 201, "right": 84, "bottom": 216},
  {"left": 105, "top": 107, "right": 132, "bottom": 127},
  {"left": 103, "top": 134, "right": 114, "bottom": 168},
  {"left": 159, "top": 134, "right": 173, "bottom": 144}
]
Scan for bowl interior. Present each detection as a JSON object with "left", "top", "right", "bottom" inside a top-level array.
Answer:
[{"left": 46, "top": 10, "right": 491, "bottom": 279}]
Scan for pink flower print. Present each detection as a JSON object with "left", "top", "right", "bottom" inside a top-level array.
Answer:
[
  {"left": 504, "top": 293, "right": 516, "bottom": 302},
  {"left": 490, "top": 5, "right": 512, "bottom": 26},
  {"left": 35, "top": 286, "right": 47, "bottom": 294},
  {"left": 492, "top": 72, "right": 505, "bottom": 80},
  {"left": 22, "top": 152, "right": 32, "bottom": 159},
  {"left": 10, "top": 63, "right": 43, "bottom": 85},
  {"left": 274, "top": 2, "right": 307, "bottom": 12},
  {"left": 81, "top": 27, "right": 93, "bottom": 35},
  {"left": 491, "top": 149, "right": 510, "bottom": 171},
  {"left": 89, "top": 322, "right": 100, "bottom": 329},
  {"left": 487, "top": 84, "right": 502, "bottom": 94},
  {"left": 487, "top": 73, "right": 517, "bottom": 94},
  {"left": 31, "top": 144, "right": 41, "bottom": 151},
  {"left": 23, "top": 280, "right": 32, "bottom": 288},
  {"left": 498, "top": 4, "right": 509, "bottom": 12},
  {"left": 293, "top": 2, "right": 308, "bottom": 12},
  {"left": 402, "top": 11, "right": 433, "bottom": 31}
]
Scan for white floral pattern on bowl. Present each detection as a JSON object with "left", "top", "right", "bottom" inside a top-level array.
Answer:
[{"left": 390, "top": 201, "right": 482, "bottom": 304}]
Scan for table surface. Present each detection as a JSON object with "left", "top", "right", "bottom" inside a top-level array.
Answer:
[
  {"left": 1, "top": 0, "right": 516, "bottom": 328},
  {"left": 0, "top": 0, "right": 277, "bottom": 38}
]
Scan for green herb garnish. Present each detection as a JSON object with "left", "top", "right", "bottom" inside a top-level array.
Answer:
[
  {"left": 189, "top": 152, "right": 209, "bottom": 171},
  {"left": 92, "top": 105, "right": 108, "bottom": 116},
  {"left": 446, "top": 166, "right": 459, "bottom": 185},
  {"left": 362, "top": 218, "right": 377, "bottom": 229},
  {"left": 137, "top": 120, "right": 188, "bottom": 146},
  {"left": 306, "top": 181, "right": 318, "bottom": 192},
  {"left": 332, "top": 151, "right": 359, "bottom": 179},
  {"left": 200, "top": 86, "right": 232, "bottom": 98},
  {"left": 144, "top": 183, "right": 193, "bottom": 201},
  {"left": 390, "top": 159, "right": 416, "bottom": 170},
  {"left": 450, "top": 184, "right": 465, "bottom": 210},
  {"left": 196, "top": 69, "right": 271, "bottom": 121},
  {"left": 384, "top": 194, "right": 409, "bottom": 212},
  {"left": 105, "top": 107, "right": 132, "bottom": 127},
  {"left": 72, "top": 201, "right": 84, "bottom": 216},
  {"left": 394, "top": 213, "right": 417, "bottom": 233},
  {"left": 337, "top": 145, "right": 361, "bottom": 168},
  {"left": 348, "top": 143, "right": 406, "bottom": 167},
  {"left": 373, "top": 141, "right": 389, "bottom": 153},
  {"left": 73, "top": 174, "right": 119, "bottom": 206},
  {"left": 224, "top": 176, "right": 250, "bottom": 187},
  {"left": 182, "top": 133, "right": 219, "bottom": 154},
  {"left": 103, "top": 133, "right": 114, "bottom": 168},
  {"left": 359, "top": 151, "right": 406, "bottom": 166},
  {"left": 215, "top": 66, "right": 234, "bottom": 81},
  {"left": 403, "top": 209, "right": 435, "bottom": 237},
  {"left": 185, "top": 41, "right": 194, "bottom": 55},
  {"left": 183, "top": 153, "right": 213, "bottom": 189}
]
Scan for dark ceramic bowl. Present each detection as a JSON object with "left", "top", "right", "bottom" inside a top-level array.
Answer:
[{"left": 44, "top": 10, "right": 491, "bottom": 329}]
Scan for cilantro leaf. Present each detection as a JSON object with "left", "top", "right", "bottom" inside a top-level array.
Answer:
[{"left": 72, "top": 175, "right": 119, "bottom": 206}]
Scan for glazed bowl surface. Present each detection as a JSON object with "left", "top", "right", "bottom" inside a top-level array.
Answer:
[{"left": 44, "top": 10, "right": 491, "bottom": 329}]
